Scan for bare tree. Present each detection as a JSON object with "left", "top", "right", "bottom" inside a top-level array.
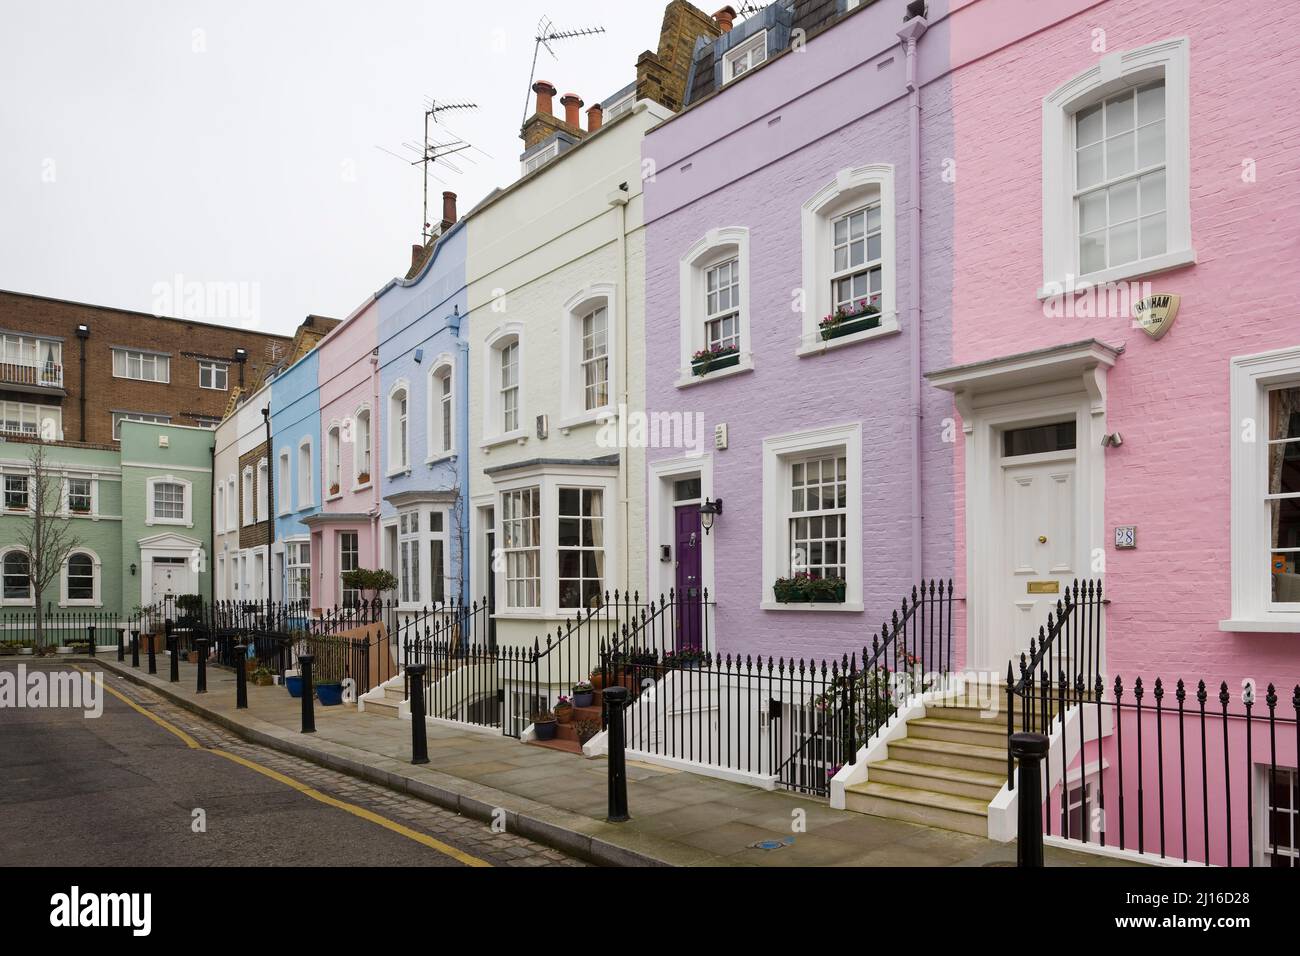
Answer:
[{"left": 16, "top": 443, "right": 82, "bottom": 646}]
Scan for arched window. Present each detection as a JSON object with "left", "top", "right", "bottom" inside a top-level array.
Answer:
[
  {"left": 326, "top": 424, "right": 341, "bottom": 496},
  {"left": 429, "top": 362, "right": 454, "bottom": 457},
  {"left": 66, "top": 552, "right": 95, "bottom": 602},
  {"left": 389, "top": 384, "right": 409, "bottom": 472},
  {"left": 354, "top": 407, "right": 372, "bottom": 483},
  {"left": 2, "top": 550, "right": 31, "bottom": 604}
]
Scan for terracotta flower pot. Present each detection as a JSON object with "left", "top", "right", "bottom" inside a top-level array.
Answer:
[{"left": 555, "top": 705, "right": 573, "bottom": 725}]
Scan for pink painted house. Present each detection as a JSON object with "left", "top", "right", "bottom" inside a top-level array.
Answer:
[
  {"left": 304, "top": 298, "right": 382, "bottom": 611},
  {"left": 918, "top": 0, "right": 1300, "bottom": 865}
]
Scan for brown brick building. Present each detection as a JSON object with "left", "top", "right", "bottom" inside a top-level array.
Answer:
[{"left": 0, "top": 289, "right": 296, "bottom": 445}]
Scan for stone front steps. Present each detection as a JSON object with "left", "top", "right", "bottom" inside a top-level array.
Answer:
[
  {"left": 525, "top": 695, "right": 605, "bottom": 756},
  {"left": 844, "top": 689, "right": 1022, "bottom": 837},
  {"left": 359, "top": 674, "right": 406, "bottom": 718}
]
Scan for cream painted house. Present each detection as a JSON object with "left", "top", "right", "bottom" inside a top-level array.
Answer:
[{"left": 465, "top": 94, "right": 667, "bottom": 653}]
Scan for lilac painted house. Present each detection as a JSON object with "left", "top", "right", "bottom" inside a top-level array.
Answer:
[{"left": 642, "top": 0, "right": 954, "bottom": 663}]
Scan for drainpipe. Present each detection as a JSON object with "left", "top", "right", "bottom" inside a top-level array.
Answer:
[
  {"left": 262, "top": 405, "right": 274, "bottom": 602},
  {"left": 608, "top": 183, "right": 631, "bottom": 595},
  {"left": 899, "top": 13, "right": 928, "bottom": 584},
  {"left": 448, "top": 305, "right": 470, "bottom": 607},
  {"left": 209, "top": 443, "right": 216, "bottom": 606},
  {"left": 370, "top": 349, "right": 380, "bottom": 571},
  {"left": 74, "top": 324, "right": 89, "bottom": 442}
]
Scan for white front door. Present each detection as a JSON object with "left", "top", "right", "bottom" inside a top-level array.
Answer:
[
  {"left": 150, "top": 559, "right": 183, "bottom": 604},
  {"left": 996, "top": 425, "right": 1080, "bottom": 669}
]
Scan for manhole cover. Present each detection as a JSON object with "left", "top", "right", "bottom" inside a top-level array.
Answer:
[{"left": 749, "top": 837, "right": 796, "bottom": 851}]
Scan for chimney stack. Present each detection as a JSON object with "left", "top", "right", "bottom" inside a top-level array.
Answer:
[
  {"left": 713, "top": 6, "right": 736, "bottom": 32},
  {"left": 560, "top": 93, "right": 584, "bottom": 129},
  {"left": 532, "top": 80, "right": 557, "bottom": 116},
  {"left": 440, "top": 191, "right": 457, "bottom": 232},
  {"left": 586, "top": 103, "right": 603, "bottom": 133}
]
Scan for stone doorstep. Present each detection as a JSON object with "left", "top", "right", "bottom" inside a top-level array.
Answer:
[{"left": 95, "top": 658, "right": 707, "bottom": 868}]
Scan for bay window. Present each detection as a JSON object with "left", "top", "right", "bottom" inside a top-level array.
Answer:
[
  {"left": 501, "top": 487, "right": 540, "bottom": 609},
  {"left": 339, "top": 532, "right": 359, "bottom": 607},
  {"left": 285, "top": 542, "right": 311, "bottom": 608},
  {"left": 398, "top": 511, "right": 421, "bottom": 606},
  {"left": 558, "top": 488, "right": 605, "bottom": 610}
]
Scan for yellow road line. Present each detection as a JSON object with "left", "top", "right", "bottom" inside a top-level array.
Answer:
[{"left": 76, "top": 666, "right": 491, "bottom": 867}]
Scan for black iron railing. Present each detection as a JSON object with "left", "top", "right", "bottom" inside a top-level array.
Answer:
[
  {"left": 1029, "top": 673, "right": 1299, "bottom": 867},
  {"left": 1006, "top": 579, "right": 1104, "bottom": 787}
]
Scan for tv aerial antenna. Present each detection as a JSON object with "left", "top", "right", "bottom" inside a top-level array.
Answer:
[
  {"left": 376, "top": 98, "right": 480, "bottom": 245},
  {"left": 521, "top": 16, "right": 606, "bottom": 130}
]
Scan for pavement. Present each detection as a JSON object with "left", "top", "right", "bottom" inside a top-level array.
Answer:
[
  {"left": 80, "top": 654, "right": 1133, "bottom": 867},
  {"left": 0, "top": 660, "right": 582, "bottom": 867}
]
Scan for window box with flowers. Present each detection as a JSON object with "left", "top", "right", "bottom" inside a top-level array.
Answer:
[
  {"left": 691, "top": 345, "right": 741, "bottom": 377},
  {"left": 820, "top": 300, "right": 881, "bottom": 342},
  {"left": 772, "top": 574, "right": 847, "bottom": 604},
  {"left": 329, "top": 482, "right": 341, "bottom": 497},
  {"left": 356, "top": 471, "right": 370, "bottom": 486}
]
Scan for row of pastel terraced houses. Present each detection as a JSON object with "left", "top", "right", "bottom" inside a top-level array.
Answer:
[{"left": 6, "top": 0, "right": 1299, "bottom": 866}]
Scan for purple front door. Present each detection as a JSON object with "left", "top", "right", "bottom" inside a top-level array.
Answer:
[{"left": 674, "top": 505, "right": 703, "bottom": 651}]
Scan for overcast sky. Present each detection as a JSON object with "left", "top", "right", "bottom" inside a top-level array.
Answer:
[{"left": 0, "top": 0, "right": 670, "bottom": 336}]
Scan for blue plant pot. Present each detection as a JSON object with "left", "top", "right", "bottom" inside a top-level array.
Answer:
[
  {"left": 285, "top": 675, "right": 303, "bottom": 698},
  {"left": 572, "top": 692, "right": 594, "bottom": 707},
  {"left": 317, "top": 682, "right": 344, "bottom": 706},
  {"left": 534, "top": 720, "right": 557, "bottom": 741}
]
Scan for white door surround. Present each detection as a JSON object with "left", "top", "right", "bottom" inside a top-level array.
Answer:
[
  {"left": 648, "top": 454, "right": 715, "bottom": 603},
  {"left": 137, "top": 531, "right": 203, "bottom": 608},
  {"left": 927, "top": 339, "right": 1121, "bottom": 673}
]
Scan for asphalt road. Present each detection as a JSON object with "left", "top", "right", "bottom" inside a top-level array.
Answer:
[{"left": 0, "top": 661, "right": 585, "bottom": 867}]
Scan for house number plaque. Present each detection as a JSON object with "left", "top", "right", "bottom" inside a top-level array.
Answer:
[{"left": 1027, "top": 581, "right": 1060, "bottom": 594}]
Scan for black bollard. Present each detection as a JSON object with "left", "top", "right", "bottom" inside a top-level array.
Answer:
[
  {"left": 602, "top": 685, "right": 631, "bottom": 823},
  {"left": 147, "top": 628, "right": 157, "bottom": 675},
  {"left": 117, "top": 627, "right": 125, "bottom": 662},
  {"left": 87, "top": 625, "right": 96, "bottom": 657},
  {"left": 299, "top": 655, "right": 316, "bottom": 733},
  {"left": 168, "top": 628, "right": 179, "bottom": 684},
  {"left": 235, "top": 643, "right": 248, "bottom": 709},
  {"left": 130, "top": 630, "right": 140, "bottom": 668},
  {"left": 1010, "top": 732, "right": 1050, "bottom": 867},
  {"left": 195, "top": 638, "right": 208, "bottom": 694},
  {"left": 406, "top": 664, "right": 429, "bottom": 764}
]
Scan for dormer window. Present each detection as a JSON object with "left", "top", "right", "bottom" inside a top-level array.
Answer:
[{"left": 723, "top": 30, "right": 768, "bottom": 84}]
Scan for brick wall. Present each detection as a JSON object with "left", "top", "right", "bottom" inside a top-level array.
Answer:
[
  {"left": 0, "top": 290, "right": 292, "bottom": 445},
  {"left": 238, "top": 441, "right": 270, "bottom": 550}
]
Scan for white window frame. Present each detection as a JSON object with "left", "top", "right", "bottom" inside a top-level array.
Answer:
[
  {"left": 337, "top": 531, "right": 361, "bottom": 607},
  {"left": 353, "top": 405, "right": 372, "bottom": 486},
  {"left": 1040, "top": 36, "right": 1194, "bottom": 297},
  {"left": 111, "top": 411, "right": 168, "bottom": 442},
  {"left": 325, "top": 423, "right": 342, "bottom": 498},
  {"left": 722, "top": 29, "right": 768, "bottom": 84},
  {"left": 215, "top": 481, "right": 225, "bottom": 533},
  {"left": 242, "top": 466, "right": 255, "bottom": 526},
  {"left": 1, "top": 401, "right": 62, "bottom": 440},
  {"left": 60, "top": 548, "right": 102, "bottom": 607},
  {"left": 557, "top": 486, "right": 606, "bottom": 612},
  {"left": 284, "top": 539, "right": 311, "bottom": 608},
  {"left": 256, "top": 458, "right": 268, "bottom": 523},
  {"left": 198, "top": 360, "right": 229, "bottom": 391},
  {"left": 111, "top": 348, "right": 170, "bottom": 383},
  {"left": 761, "top": 423, "right": 863, "bottom": 612},
  {"left": 677, "top": 228, "right": 752, "bottom": 387},
  {"left": 490, "top": 466, "right": 621, "bottom": 619},
  {"left": 1224, "top": 346, "right": 1300, "bottom": 632},
  {"left": 799, "top": 165, "right": 898, "bottom": 355},
  {"left": 64, "top": 475, "right": 96, "bottom": 517},
  {"left": 1258, "top": 765, "right": 1298, "bottom": 868},
  {"left": 559, "top": 285, "right": 617, "bottom": 426},
  {"left": 297, "top": 438, "right": 313, "bottom": 511},
  {"left": 0, "top": 546, "right": 33, "bottom": 606},
  {"left": 1, "top": 334, "right": 62, "bottom": 386},
  {"left": 481, "top": 324, "right": 526, "bottom": 447},
  {"left": 4, "top": 473, "right": 30, "bottom": 512},
  {"left": 396, "top": 509, "right": 422, "bottom": 608},
  {"left": 388, "top": 380, "right": 410, "bottom": 475},
  {"left": 226, "top": 475, "right": 237, "bottom": 530},
  {"left": 147, "top": 475, "right": 193, "bottom": 528},
  {"left": 427, "top": 357, "right": 456, "bottom": 461},
  {"left": 277, "top": 449, "right": 291, "bottom": 516}
]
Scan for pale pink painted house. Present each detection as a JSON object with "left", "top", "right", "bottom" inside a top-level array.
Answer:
[
  {"left": 916, "top": 0, "right": 1300, "bottom": 865},
  {"left": 304, "top": 298, "right": 382, "bottom": 611}
]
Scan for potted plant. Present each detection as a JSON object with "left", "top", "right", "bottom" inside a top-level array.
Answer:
[
  {"left": 17, "top": 639, "right": 33, "bottom": 656},
  {"left": 571, "top": 679, "right": 594, "bottom": 707},
  {"left": 285, "top": 670, "right": 303, "bottom": 697},
  {"left": 69, "top": 503, "right": 91, "bottom": 515},
  {"left": 532, "top": 710, "right": 558, "bottom": 741},
  {"left": 819, "top": 299, "right": 881, "bottom": 341},
  {"left": 252, "top": 665, "right": 275, "bottom": 687},
  {"left": 176, "top": 593, "right": 203, "bottom": 628},
  {"left": 554, "top": 696, "right": 574, "bottom": 724},
  {"left": 329, "top": 482, "right": 340, "bottom": 496},
  {"left": 773, "top": 573, "right": 812, "bottom": 603},
  {"left": 690, "top": 344, "right": 741, "bottom": 377},
  {"left": 808, "top": 576, "right": 847, "bottom": 604},
  {"left": 0, "top": 642, "right": 18, "bottom": 657},
  {"left": 356, "top": 471, "right": 371, "bottom": 485},
  {"left": 663, "top": 648, "right": 708, "bottom": 670},
  {"left": 589, "top": 666, "right": 607, "bottom": 691}
]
